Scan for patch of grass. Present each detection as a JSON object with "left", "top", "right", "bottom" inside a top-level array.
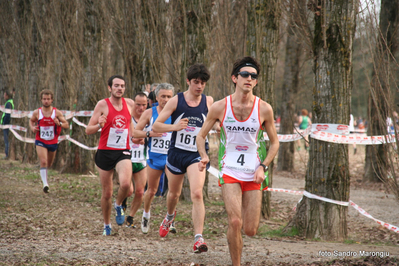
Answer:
[
  {"left": 344, "top": 239, "right": 357, "bottom": 244},
  {"left": 206, "top": 200, "right": 224, "bottom": 206},
  {"left": 258, "top": 225, "right": 299, "bottom": 238},
  {"left": 19, "top": 173, "right": 39, "bottom": 181}
]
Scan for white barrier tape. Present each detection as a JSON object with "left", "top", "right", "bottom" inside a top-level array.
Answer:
[
  {"left": 0, "top": 124, "right": 27, "bottom": 132},
  {"left": 311, "top": 131, "right": 396, "bottom": 145},
  {"left": 266, "top": 187, "right": 304, "bottom": 195},
  {"left": 72, "top": 117, "right": 101, "bottom": 132},
  {"left": 2, "top": 106, "right": 395, "bottom": 145},
  {"left": 265, "top": 185, "right": 398, "bottom": 233},
  {"left": 9, "top": 129, "right": 35, "bottom": 143},
  {"left": 264, "top": 127, "right": 312, "bottom": 142},
  {"left": 349, "top": 201, "right": 399, "bottom": 233},
  {"left": 72, "top": 117, "right": 89, "bottom": 128},
  {"left": 264, "top": 129, "right": 395, "bottom": 145},
  {"left": 303, "top": 190, "right": 349, "bottom": 206},
  {"left": 60, "top": 135, "right": 98, "bottom": 150},
  {"left": 73, "top": 110, "right": 95, "bottom": 117},
  {"left": 8, "top": 128, "right": 99, "bottom": 150},
  {"left": 0, "top": 106, "right": 94, "bottom": 118}
]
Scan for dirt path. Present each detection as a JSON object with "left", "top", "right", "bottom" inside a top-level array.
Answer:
[{"left": 0, "top": 146, "right": 398, "bottom": 265}]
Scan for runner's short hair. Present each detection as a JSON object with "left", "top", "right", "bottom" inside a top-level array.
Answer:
[
  {"left": 155, "top": 83, "right": 175, "bottom": 97},
  {"left": 134, "top": 92, "right": 148, "bottom": 101},
  {"left": 231, "top": 56, "right": 261, "bottom": 76},
  {"left": 187, "top": 63, "right": 210, "bottom": 82},
  {"left": 107, "top": 75, "right": 125, "bottom": 87},
  {"left": 40, "top": 89, "right": 54, "bottom": 100}
]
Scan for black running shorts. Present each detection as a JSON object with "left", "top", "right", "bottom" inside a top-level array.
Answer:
[{"left": 95, "top": 149, "right": 131, "bottom": 171}]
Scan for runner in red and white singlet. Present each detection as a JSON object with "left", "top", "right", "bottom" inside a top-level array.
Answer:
[
  {"left": 97, "top": 97, "right": 131, "bottom": 150},
  {"left": 86, "top": 75, "right": 135, "bottom": 236},
  {"left": 29, "top": 89, "right": 69, "bottom": 194},
  {"left": 35, "top": 107, "right": 61, "bottom": 145}
]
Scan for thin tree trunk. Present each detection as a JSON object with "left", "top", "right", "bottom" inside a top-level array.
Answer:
[
  {"left": 364, "top": 0, "right": 399, "bottom": 182},
  {"left": 277, "top": 0, "right": 306, "bottom": 171},
  {"left": 247, "top": 0, "right": 281, "bottom": 219}
]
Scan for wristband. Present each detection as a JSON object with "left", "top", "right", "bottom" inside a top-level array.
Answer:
[{"left": 260, "top": 163, "right": 268, "bottom": 172}]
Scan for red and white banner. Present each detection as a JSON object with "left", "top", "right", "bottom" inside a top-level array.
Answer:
[{"left": 312, "top": 123, "right": 350, "bottom": 135}]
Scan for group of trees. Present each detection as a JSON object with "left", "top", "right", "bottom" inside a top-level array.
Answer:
[{"left": 1, "top": 0, "right": 398, "bottom": 241}]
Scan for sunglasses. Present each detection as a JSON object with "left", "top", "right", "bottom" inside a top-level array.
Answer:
[{"left": 237, "top": 71, "right": 258, "bottom": 80}]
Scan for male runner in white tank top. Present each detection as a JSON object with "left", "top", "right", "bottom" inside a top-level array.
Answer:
[{"left": 197, "top": 57, "right": 279, "bottom": 266}]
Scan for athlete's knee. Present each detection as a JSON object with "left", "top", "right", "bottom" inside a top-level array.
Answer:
[
  {"left": 39, "top": 158, "right": 47, "bottom": 167},
  {"left": 134, "top": 187, "right": 145, "bottom": 199},
  {"left": 243, "top": 224, "right": 257, "bottom": 236},
  {"left": 127, "top": 185, "right": 134, "bottom": 197},
  {"left": 102, "top": 189, "right": 113, "bottom": 200},
  {"left": 168, "top": 190, "right": 181, "bottom": 200},
  {"left": 190, "top": 189, "right": 203, "bottom": 202},
  {"left": 118, "top": 181, "right": 131, "bottom": 192},
  {"left": 229, "top": 217, "right": 243, "bottom": 231},
  {"left": 146, "top": 186, "right": 158, "bottom": 197}
]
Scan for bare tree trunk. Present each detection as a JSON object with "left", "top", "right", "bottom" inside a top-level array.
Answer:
[
  {"left": 285, "top": 0, "right": 356, "bottom": 240},
  {"left": 364, "top": 0, "right": 399, "bottom": 183},
  {"left": 247, "top": 0, "right": 281, "bottom": 219},
  {"left": 277, "top": 0, "right": 307, "bottom": 172}
]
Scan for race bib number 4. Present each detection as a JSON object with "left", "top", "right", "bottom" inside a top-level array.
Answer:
[
  {"left": 151, "top": 132, "right": 172, "bottom": 154},
  {"left": 225, "top": 144, "right": 257, "bottom": 173},
  {"left": 175, "top": 126, "right": 201, "bottom": 152},
  {"left": 40, "top": 126, "right": 55, "bottom": 140},
  {"left": 107, "top": 127, "right": 128, "bottom": 149}
]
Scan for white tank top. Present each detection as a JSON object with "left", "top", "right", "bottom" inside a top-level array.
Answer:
[
  {"left": 220, "top": 95, "right": 264, "bottom": 182},
  {"left": 130, "top": 118, "right": 147, "bottom": 163}
]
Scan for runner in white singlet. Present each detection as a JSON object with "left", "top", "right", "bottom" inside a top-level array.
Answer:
[{"left": 196, "top": 57, "right": 279, "bottom": 266}]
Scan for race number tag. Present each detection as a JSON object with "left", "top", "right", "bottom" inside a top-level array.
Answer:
[
  {"left": 40, "top": 126, "right": 55, "bottom": 140},
  {"left": 150, "top": 132, "right": 172, "bottom": 154},
  {"left": 131, "top": 143, "right": 145, "bottom": 162},
  {"left": 107, "top": 127, "right": 128, "bottom": 149},
  {"left": 175, "top": 126, "right": 201, "bottom": 152},
  {"left": 225, "top": 144, "right": 257, "bottom": 173}
]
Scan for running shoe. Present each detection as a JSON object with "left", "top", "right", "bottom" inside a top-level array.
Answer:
[
  {"left": 159, "top": 211, "right": 176, "bottom": 237},
  {"left": 126, "top": 216, "right": 136, "bottom": 228},
  {"left": 43, "top": 185, "right": 49, "bottom": 193},
  {"left": 141, "top": 217, "right": 149, "bottom": 234},
  {"left": 103, "top": 225, "right": 112, "bottom": 236},
  {"left": 114, "top": 204, "right": 125, "bottom": 226},
  {"left": 169, "top": 221, "right": 177, "bottom": 234},
  {"left": 193, "top": 237, "right": 208, "bottom": 253},
  {"left": 122, "top": 197, "right": 128, "bottom": 213}
]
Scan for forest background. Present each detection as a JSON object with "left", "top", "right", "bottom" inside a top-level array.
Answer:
[{"left": 1, "top": 0, "right": 388, "bottom": 171}]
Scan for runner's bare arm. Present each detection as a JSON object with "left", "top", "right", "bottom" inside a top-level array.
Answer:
[
  {"left": 29, "top": 110, "right": 39, "bottom": 133},
  {"left": 206, "top": 95, "right": 214, "bottom": 109},
  {"left": 152, "top": 96, "right": 184, "bottom": 133},
  {"left": 254, "top": 101, "right": 280, "bottom": 183},
  {"left": 125, "top": 98, "right": 135, "bottom": 139},
  {"left": 85, "top": 100, "right": 107, "bottom": 135},
  {"left": 55, "top": 110, "right": 69, "bottom": 129},
  {"left": 197, "top": 99, "right": 225, "bottom": 172},
  {"left": 133, "top": 109, "right": 156, "bottom": 138}
]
